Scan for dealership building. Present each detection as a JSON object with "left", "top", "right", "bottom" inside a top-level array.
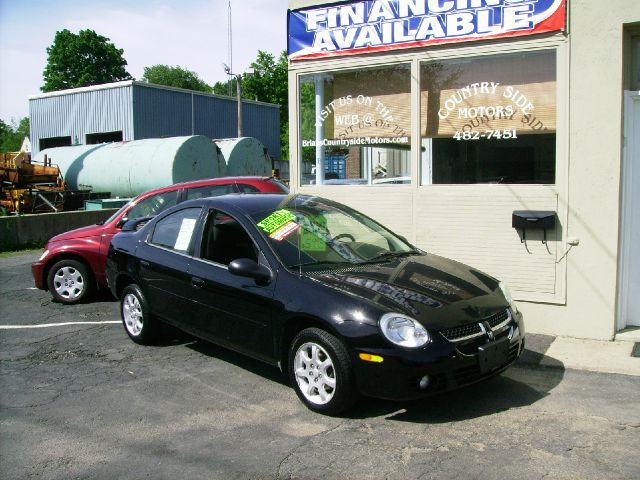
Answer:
[{"left": 287, "top": 0, "right": 640, "bottom": 340}]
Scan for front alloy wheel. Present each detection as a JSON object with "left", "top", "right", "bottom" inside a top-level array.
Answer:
[
  {"left": 288, "top": 328, "right": 357, "bottom": 415},
  {"left": 294, "top": 342, "right": 337, "bottom": 405}
]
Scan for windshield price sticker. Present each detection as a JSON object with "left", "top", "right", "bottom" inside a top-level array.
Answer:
[
  {"left": 258, "top": 210, "right": 296, "bottom": 234},
  {"left": 270, "top": 221, "right": 300, "bottom": 241}
]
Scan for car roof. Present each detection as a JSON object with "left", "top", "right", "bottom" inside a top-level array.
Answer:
[
  {"left": 135, "top": 176, "right": 279, "bottom": 199},
  {"left": 181, "top": 193, "right": 325, "bottom": 217}
]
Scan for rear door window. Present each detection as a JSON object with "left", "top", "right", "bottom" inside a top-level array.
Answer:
[
  {"left": 186, "top": 184, "right": 237, "bottom": 200},
  {"left": 237, "top": 183, "right": 260, "bottom": 193},
  {"left": 150, "top": 207, "right": 202, "bottom": 254}
]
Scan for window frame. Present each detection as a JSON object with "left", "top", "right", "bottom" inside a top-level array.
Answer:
[
  {"left": 297, "top": 62, "right": 414, "bottom": 187},
  {"left": 291, "top": 35, "right": 568, "bottom": 192}
]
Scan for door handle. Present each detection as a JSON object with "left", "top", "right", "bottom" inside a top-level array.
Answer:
[
  {"left": 191, "top": 277, "right": 205, "bottom": 288},
  {"left": 140, "top": 260, "right": 150, "bottom": 267}
]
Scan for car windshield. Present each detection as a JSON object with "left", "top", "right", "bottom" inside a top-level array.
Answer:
[
  {"left": 102, "top": 200, "right": 135, "bottom": 225},
  {"left": 250, "top": 196, "right": 417, "bottom": 271}
]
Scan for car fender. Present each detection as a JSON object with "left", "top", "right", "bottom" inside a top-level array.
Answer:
[{"left": 41, "top": 237, "right": 105, "bottom": 289}]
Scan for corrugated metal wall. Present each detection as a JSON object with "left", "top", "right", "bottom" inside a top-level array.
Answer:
[
  {"left": 30, "top": 83, "right": 134, "bottom": 156},
  {"left": 132, "top": 84, "right": 281, "bottom": 159},
  {"left": 29, "top": 81, "right": 281, "bottom": 159}
]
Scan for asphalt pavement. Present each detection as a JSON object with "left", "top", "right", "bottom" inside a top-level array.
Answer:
[{"left": 1, "top": 250, "right": 639, "bottom": 480}]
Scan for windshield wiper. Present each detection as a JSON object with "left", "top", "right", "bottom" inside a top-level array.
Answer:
[
  {"left": 359, "top": 249, "right": 421, "bottom": 264},
  {"left": 288, "top": 260, "right": 355, "bottom": 270}
]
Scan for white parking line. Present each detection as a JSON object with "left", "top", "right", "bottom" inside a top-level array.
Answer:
[{"left": 0, "top": 321, "right": 121, "bottom": 330}]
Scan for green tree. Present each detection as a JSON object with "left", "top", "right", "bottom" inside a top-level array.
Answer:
[
  {"left": 0, "top": 117, "right": 30, "bottom": 153},
  {"left": 42, "top": 29, "right": 132, "bottom": 92},
  {"left": 142, "top": 65, "right": 212, "bottom": 93},
  {"left": 245, "top": 51, "right": 289, "bottom": 160},
  {"left": 209, "top": 51, "right": 290, "bottom": 159}
]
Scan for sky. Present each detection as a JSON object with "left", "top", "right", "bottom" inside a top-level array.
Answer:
[{"left": 0, "top": 0, "right": 288, "bottom": 123}]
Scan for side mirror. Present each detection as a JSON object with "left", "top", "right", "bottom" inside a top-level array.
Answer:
[
  {"left": 121, "top": 216, "right": 153, "bottom": 232},
  {"left": 116, "top": 217, "right": 128, "bottom": 229},
  {"left": 228, "top": 258, "right": 272, "bottom": 284}
]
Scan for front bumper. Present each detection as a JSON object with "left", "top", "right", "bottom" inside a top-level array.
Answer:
[
  {"left": 352, "top": 310, "right": 525, "bottom": 401},
  {"left": 31, "top": 260, "right": 46, "bottom": 290}
]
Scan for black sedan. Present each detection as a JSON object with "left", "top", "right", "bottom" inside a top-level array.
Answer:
[{"left": 107, "top": 194, "right": 525, "bottom": 415}]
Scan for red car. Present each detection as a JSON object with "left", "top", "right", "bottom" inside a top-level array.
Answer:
[{"left": 32, "top": 176, "right": 288, "bottom": 304}]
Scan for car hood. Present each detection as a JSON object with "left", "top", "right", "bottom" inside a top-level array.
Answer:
[
  {"left": 309, "top": 253, "right": 508, "bottom": 331},
  {"left": 48, "top": 224, "right": 105, "bottom": 243}
]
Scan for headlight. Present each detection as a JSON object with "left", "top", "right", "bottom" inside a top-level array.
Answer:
[
  {"left": 379, "top": 313, "right": 430, "bottom": 348},
  {"left": 499, "top": 281, "right": 518, "bottom": 314},
  {"left": 39, "top": 249, "right": 49, "bottom": 261}
]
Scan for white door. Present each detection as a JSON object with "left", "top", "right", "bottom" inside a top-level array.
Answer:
[{"left": 618, "top": 91, "right": 640, "bottom": 329}]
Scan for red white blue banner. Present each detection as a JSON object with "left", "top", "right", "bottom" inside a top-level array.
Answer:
[{"left": 288, "top": 0, "right": 566, "bottom": 61}]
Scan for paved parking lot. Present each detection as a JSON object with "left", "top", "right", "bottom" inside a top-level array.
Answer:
[{"left": 1, "top": 250, "right": 639, "bottom": 480}]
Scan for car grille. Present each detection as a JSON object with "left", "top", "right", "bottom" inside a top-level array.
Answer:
[{"left": 439, "top": 309, "right": 510, "bottom": 342}]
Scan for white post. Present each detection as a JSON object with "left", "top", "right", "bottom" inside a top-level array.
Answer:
[{"left": 315, "top": 76, "right": 325, "bottom": 185}]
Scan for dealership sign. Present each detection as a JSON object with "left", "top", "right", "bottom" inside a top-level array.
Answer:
[{"left": 288, "top": 0, "right": 566, "bottom": 60}]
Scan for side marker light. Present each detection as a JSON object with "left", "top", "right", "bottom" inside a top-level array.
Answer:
[{"left": 359, "top": 353, "right": 384, "bottom": 363}]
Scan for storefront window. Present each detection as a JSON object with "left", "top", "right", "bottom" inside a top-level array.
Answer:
[
  {"left": 299, "top": 64, "right": 411, "bottom": 186},
  {"left": 420, "top": 51, "right": 556, "bottom": 184}
]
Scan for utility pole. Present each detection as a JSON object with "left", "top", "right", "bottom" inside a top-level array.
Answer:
[{"left": 224, "top": 65, "right": 243, "bottom": 137}]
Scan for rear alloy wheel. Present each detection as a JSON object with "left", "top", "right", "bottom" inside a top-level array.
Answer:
[
  {"left": 288, "top": 328, "right": 357, "bottom": 415},
  {"left": 121, "top": 284, "right": 159, "bottom": 345},
  {"left": 47, "top": 259, "right": 93, "bottom": 305}
]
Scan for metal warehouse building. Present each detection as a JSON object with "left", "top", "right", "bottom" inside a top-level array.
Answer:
[{"left": 28, "top": 80, "right": 281, "bottom": 159}]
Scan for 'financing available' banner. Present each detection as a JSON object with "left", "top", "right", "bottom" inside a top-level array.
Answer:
[{"left": 288, "top": 0, "right": 566, "bottom": 60}]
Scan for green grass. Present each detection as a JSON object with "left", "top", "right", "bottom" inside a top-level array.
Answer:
[{"left": 0, "top": 248, "right": 42, "bottom": 258}]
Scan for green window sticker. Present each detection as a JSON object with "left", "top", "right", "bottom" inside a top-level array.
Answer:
[
  {"left": 257, "top": 209, "right": 296, "bottom": 234},
  {"left": 300, "top": 230, "right": 326, "bottom": 252}
]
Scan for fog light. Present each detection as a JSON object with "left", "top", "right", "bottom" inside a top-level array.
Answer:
[{"left": 418, "top": 375, "right": 430, "bottom": 390}]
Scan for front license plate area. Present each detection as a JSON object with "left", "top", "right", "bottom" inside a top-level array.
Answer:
[{"left": 478, "top": 337, "right": 510, "bottom": 374}]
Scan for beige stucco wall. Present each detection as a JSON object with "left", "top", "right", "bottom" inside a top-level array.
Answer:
[
  {"left": 287, "top": 0, "right": 640, "bottom": 340},
  {"left": 534, "top": 0, "right": 640, "bottom": 339}
]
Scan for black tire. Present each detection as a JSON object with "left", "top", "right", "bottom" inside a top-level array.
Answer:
[
  {"left": 47, "top": 259, "right": 94, "bottom": 305},
  {"left": 120, "top": 284, "right": 159, "bottom": 345},
  {"left": 288, "top": 327, "right": 358, "bottom": 415}
]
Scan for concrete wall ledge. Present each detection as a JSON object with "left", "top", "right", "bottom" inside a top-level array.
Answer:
[{"left": 0, "top": 209, "right": 118, "bottom": 252}]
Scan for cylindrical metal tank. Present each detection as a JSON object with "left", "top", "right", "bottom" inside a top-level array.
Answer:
[
  {"left": 216, "top": 137, "right": 271, "bottom": 177},
  {"left": 34, "top": 136, "right": 227, "bottom": 197}
]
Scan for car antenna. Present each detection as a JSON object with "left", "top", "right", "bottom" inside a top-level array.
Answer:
[{"left": 295, "top": 194, "right": 302, "bottom": 277}]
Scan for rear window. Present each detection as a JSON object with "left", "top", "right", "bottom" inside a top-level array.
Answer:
[
  {"left": 269, "top": 178, "right": 290, "bottom": 193},
  {"left": 186, "top": 184, "right": 236, "bottom": 199}
]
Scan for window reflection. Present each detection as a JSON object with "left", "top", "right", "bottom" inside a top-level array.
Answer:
[{"left": 299, "top": 64, "right": 412, "bottom": 186}]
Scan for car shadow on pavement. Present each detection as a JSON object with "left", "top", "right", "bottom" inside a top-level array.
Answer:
[
  {"left": 154, "top": 330, "right": 566, "bottom": 420},
  {"left": 185, "top": 339, "right": 290, "bottom": 387},
  {"left": 348, "top": 334, "right": 566, "bottom": 422}
]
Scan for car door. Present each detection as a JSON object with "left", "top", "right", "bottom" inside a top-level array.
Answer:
[
  {"left": 135, "top": 206, "right": 202, "bottom": 329},
  {"left": 187, "top": 209, "right": 276, "bottom": 362},
  {"left": 100, "top": 190, "right": 180, "bottom": 275}
]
